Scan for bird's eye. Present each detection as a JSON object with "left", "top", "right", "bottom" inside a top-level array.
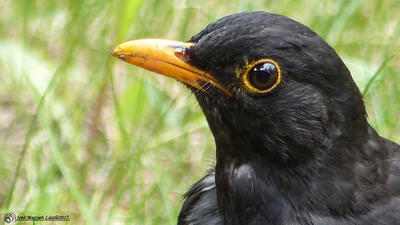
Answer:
[{"left": 242, "top": 59, "right": 281, "bottom": 94}]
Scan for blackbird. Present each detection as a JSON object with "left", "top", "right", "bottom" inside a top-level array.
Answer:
[{"left": 112, "top": 11, "right": 400, "bottom": 225}]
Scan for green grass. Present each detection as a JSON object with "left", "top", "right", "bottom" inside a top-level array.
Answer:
[{"left": 0, "top": 0, "right": 399, "bottom": 224}]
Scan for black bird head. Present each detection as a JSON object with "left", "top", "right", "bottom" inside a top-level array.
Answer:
[{"left": 112, "top": 11, "right": 368, "bottom": 164}]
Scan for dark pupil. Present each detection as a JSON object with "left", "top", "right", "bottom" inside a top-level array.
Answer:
[{"left": 248, "top": 62, "right": 278, "bottom": 90}]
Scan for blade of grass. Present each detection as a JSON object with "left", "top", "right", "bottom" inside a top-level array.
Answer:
[
  {"left": 4, "top": 64, "right": 60, "bottom": 211},
  {"left": 41, "top": 112, "right": 95, "bottom": 225},
  {"left": 362, "top": 55, "right": 395, "bottom": 96}
]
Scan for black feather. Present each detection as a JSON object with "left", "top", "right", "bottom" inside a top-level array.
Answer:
[{"left": 177, "top": 11, "right": 400, "bottom": 225}]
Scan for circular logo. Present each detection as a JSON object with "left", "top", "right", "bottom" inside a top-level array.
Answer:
[{"left": 4, "top": 213, "right": 16, "bottom": 224}]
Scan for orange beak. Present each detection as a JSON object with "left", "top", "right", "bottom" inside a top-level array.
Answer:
[{"left": 111, "top": 39, "right": 231, "bottom": 96}]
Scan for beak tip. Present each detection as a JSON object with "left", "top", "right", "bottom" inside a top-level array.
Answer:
[
  {"left": 110, "top": 49, "right": 116, "bottom": 57},
  {"left": 111, "top": 46, "right": 127, "bottom": 61}
]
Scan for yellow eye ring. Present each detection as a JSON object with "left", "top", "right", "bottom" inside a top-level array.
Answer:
[{"left": 241, "top": 59, "right": 281, "bottom": 94}]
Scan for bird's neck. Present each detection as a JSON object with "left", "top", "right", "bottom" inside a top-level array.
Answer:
[{"left": 213, "top": 124, "right": 388, "bottom": 225}]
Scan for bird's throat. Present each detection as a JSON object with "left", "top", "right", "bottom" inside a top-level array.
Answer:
[
  {"left": 212, "top": 124, "right": 385, "bottom": 225},
  {"left": 215, "top": 156, "right": 296, "bottom": 224}
]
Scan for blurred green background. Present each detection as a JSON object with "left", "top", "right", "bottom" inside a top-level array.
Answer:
[{"left": 0, "top": 0, "right": 399, "bottom": 224}]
